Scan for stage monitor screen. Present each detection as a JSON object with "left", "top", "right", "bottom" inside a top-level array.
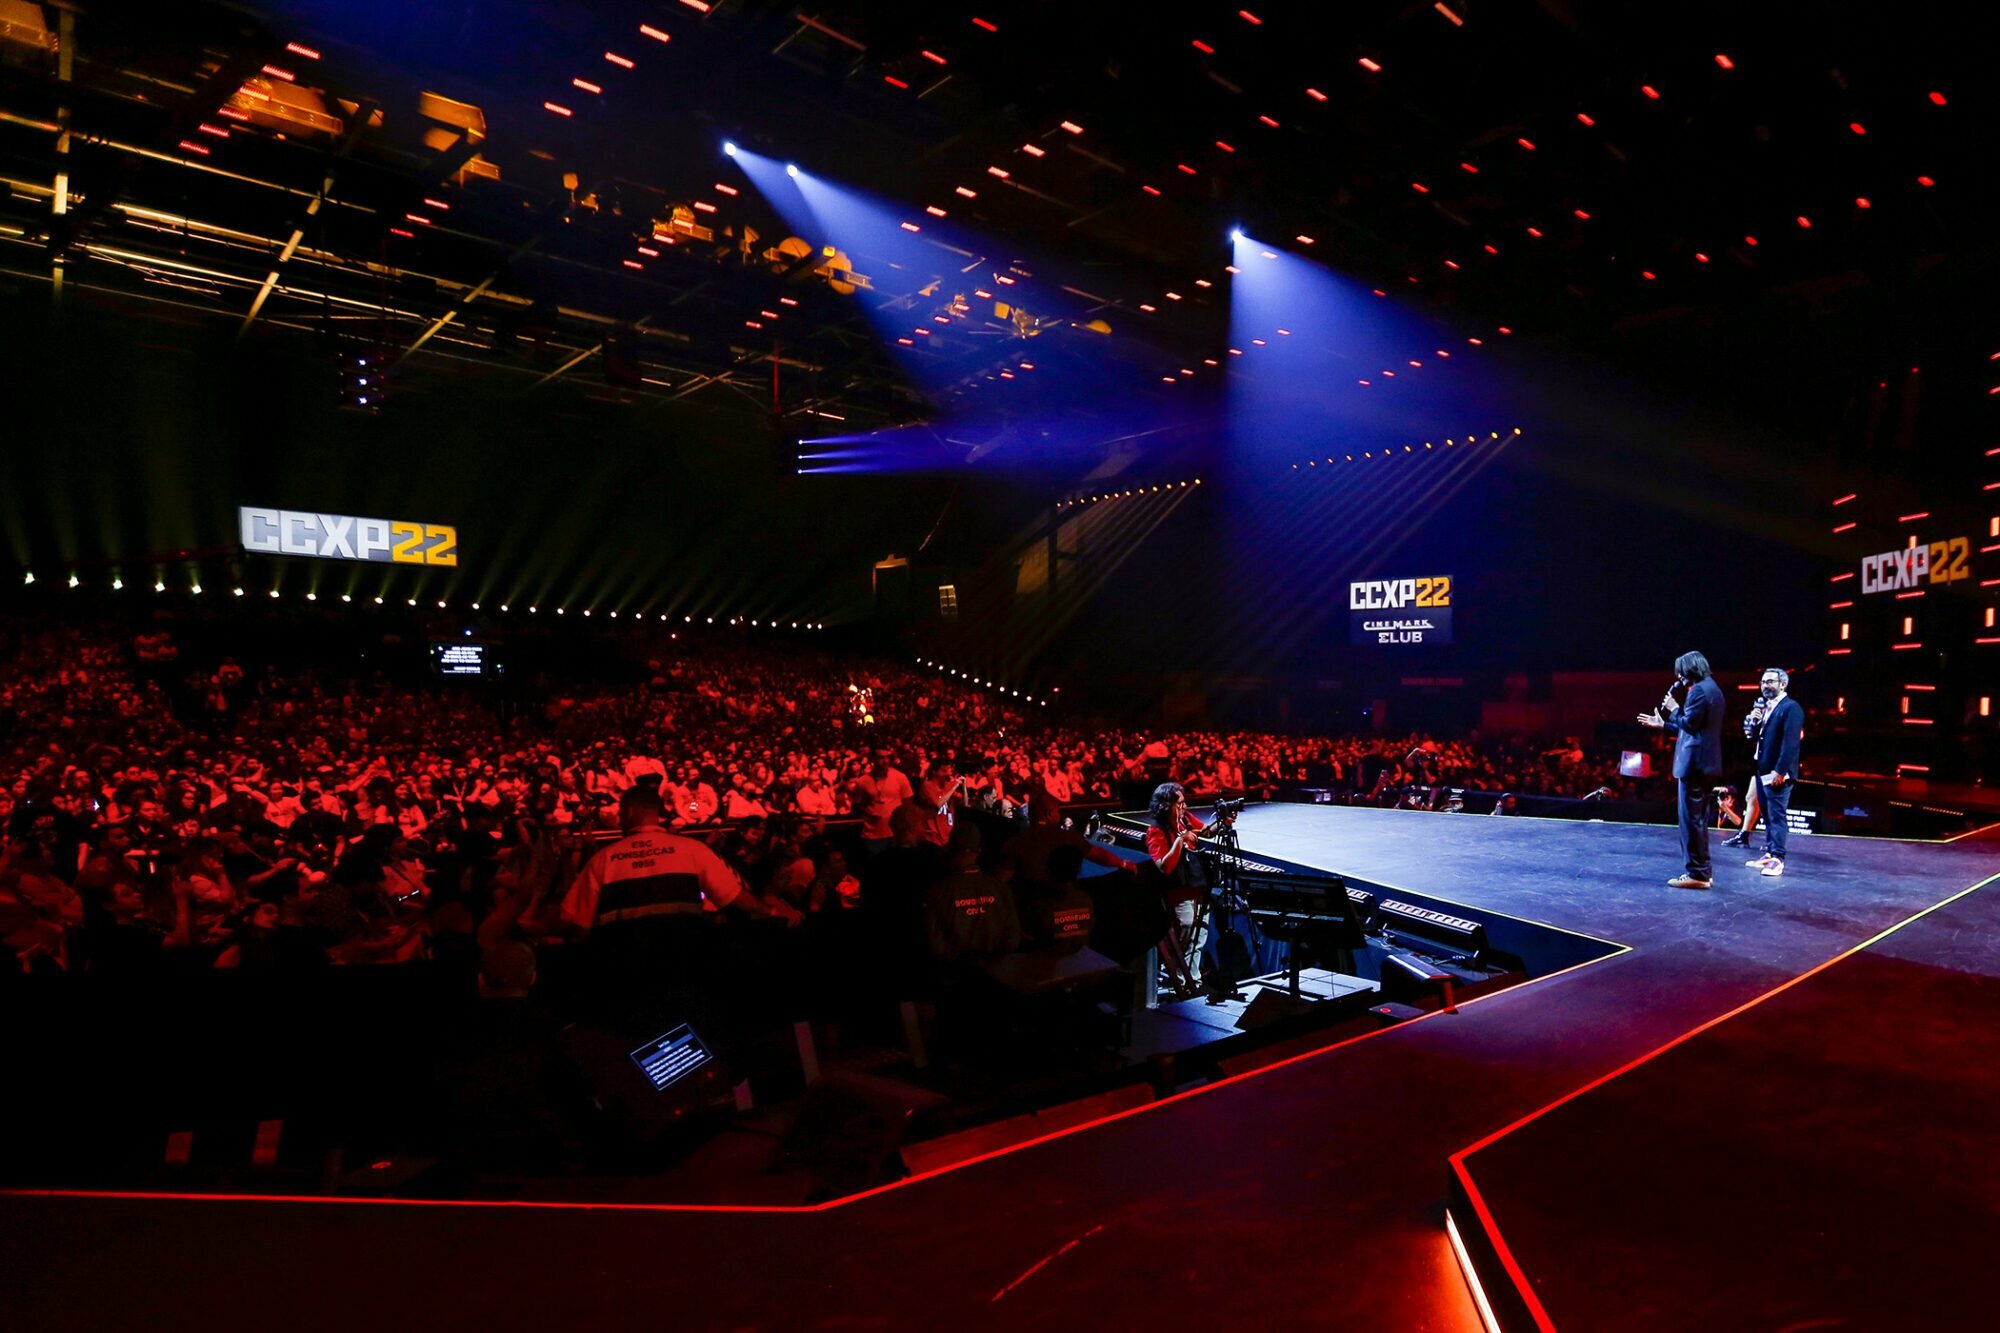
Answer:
[
  {"left": 628, "top": 1024, "right": 714, "bottom": 1092},
  {"left": 430, "top": 641, "right": 494, "bottom": 677},
  {"left": 1349, "top": 575, "right": 1453, "bottom": 646}
]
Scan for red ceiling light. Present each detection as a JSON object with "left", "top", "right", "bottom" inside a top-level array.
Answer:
[
  {"left": 1694, "top": 252, "right": 1709, "bottom": 263},
  {"left": 177, "top": 140, "right": 211, "bottom": 155},
  {"left": 899, "top": 221, "right": 920, "bottom": 232},
  {"left": 1714, "top": 53, "right": 1734, "bottom": 69},
  {"left": 1259, "top": 115, "right": 1280, "bottom": 127},
  {"left": 1640, "top": 84, "right": 1660, "bottom": 99},
  {"left": 1468, "top": 336, "right": 1483, "bottom": 344},
  {"left": 1576, "top": 112, "right": 1595, "bottom": 126},
  {"left": 1928, "top": 90, "right": 1947, "bottom": 106},
  {"left": 1497, "top": 326, "right": 1513, "bottom": 335},
  {"left": 403, "top": 212, "right": 432, "bottom": 225},
  {"left": 1572, "top": 208, "right": 1591, "bottom": 220},
  {"left": 1848, "top": 121, "right": 1867, "bottom": 135},
  {"left": 261, "top": 64, "right": 295, "bottom": 81},
  {"left": 1177, "top": 163, "right": 1198, "bottom": 175},
  {"left": 1359, "top": 57, "right": 1382, "bottom": 72},
  {"left": 1165, "top": 291, "right": 1183, "bottom": 300},
  {"left": 1296, "top": 234, "right": 1316, "bottom": 244},
  {"left": 972, "top": 17, "right": 998, "bottom": 32},
  {"left": 1856, "top": 196, "right": 1872, "bottom": 209},
  {"left": 1517, "top": 137, "right": 1536, "bottom": 150},
  {"left": 1239, "top": 10, "right": 1263, "bottom": 24},
  {"left": 925, "top": 205, "right": 946, "bottom": 217},
  {"left": 1022, "top": 143, "right": 1045, "bottom": 156},
  {"left": 197, "top": 122, "right": 230, "bottom": 138},
  {"left": 1796, "top": 214, "right": 1812, "bottom": 228},
  {"left": 1917, "top": 175, "right": 1935, "bottom": 187},
  {"left": 883, "top": 75, "right": 908, "bottom": 89},
  {"left": 639, "top": 24, "right": 671, "bottom": 42},
  {"left": 572, "top": 78, "right": 602, "bottom": 93},
  {"left": 1216, "top": 140, "right": 1236, "bottom": 152},
  {"left": 1444, "top": 260, "right": 1460, "bottom": 269},
  {"left": 715, "top": 183, "right": 738, "bottom": 195},
  {"left": 1139, "top": 303, "right": 1156, "bottom": 313},
  {"left": 1195, "top": 278, "right": 1213, "bottom": 288},
  {"left": 1192, "top": 39, "right": 1215, "bottom": 53},
  {"left": 605, "top": 51, "right": 634, "bottom": 68},
  {"left": 1141, "top": 184, "right": 1161, "bottom": 196},
  {"left": 955, "top": 185, "right": 978, "bottom": 197},
  {"left": 1435, "top": 3, "right": 1464, "bottom": 26},
  {"left": 1060, "top": 120, "right": 1084, "bottom": 134},
  {"left": 1744, "top": 234, "right": 1759, "bottom": 246},
  {"left": 693, "top": 201, "right": 716, "bottom": 212},
  {"left": 636, "top": 246, "right": 658, "bottom": 256},
  {"left": 1525, "top": 226, "right": 1543, "bottom": 237},
  {"left": 921, "top": 50, "right": 947, "bottom": 65},
  {"left": 622, "top": 259, "right": 643, "bottom": 270},
  {"left": 1460, "top": 161, "right": 1479, "bottom": 173},
  {"left": 543, "top": 101, "right": 573, "bottom": 116},
  {"left": 284, "top": 42, "right": 321, "bottom": 59},
  {"left": 1642, "top": 270, "right": 1657, "bottom": 280},
  {"left": 1483, "top": 243, "right": 1499, "bottom": 254},
  {"left": 986, "top": 165, "right": 1010, "bottom": 178},
  {"left": 422, "top": 198, "right": 450, "bottom": 210},
  {"left": 1306, "top": 87, "right": 1328, "bottom": 101},
  {"left": 1412, "top": 181, "right": 1430, "bottom": 193}
]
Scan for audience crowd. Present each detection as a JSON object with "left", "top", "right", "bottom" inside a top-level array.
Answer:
[{"left": 0, "top": 617, "right": 1649, "bottom": 977}]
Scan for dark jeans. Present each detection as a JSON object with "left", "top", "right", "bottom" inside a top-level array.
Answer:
[
  {"left": 1755, "top": 776, "right": 1791, "bottom": 860},
  {"left": 1677, "top": 778, "right": 1715, "bottom": 879}
]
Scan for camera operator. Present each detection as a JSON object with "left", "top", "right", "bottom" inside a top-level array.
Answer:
[
  {"left": 1742, "top": 669, "right": 1804, "bottom": 878},
  {"left": 1721, "top": 694, "right": 1770, "bottom": 848}
]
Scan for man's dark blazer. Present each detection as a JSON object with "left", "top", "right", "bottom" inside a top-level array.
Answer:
[
  {"left": 1663, "top": 676, "right": 1726, "bottom": 779},
  {"left": 1754, "top": 695, "right": 1804, "bottom": 779}
]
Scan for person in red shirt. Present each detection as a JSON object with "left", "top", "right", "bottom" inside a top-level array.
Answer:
[{"left": 1145, "top": 782, "right": 1215, "bottom": 998}]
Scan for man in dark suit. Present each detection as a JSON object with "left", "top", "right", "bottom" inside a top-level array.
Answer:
[
  {"left": 1638, "top": 650, "right": 1726, "bottom": 889},
  {"left": 1746, "top": 668, "right": 1805, "bottom": 877}
]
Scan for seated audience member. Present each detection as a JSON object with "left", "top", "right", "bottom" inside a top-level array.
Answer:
[
  {"left": 922, "top": 822, "right": 1022, "bottom": 964},
  {"left": 558, "top": 786, "right": 767, "bottom": 936}
]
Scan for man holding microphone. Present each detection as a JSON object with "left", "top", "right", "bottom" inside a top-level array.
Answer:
[
  {"left": 1744, "top": 668, "right": 1805, "bottom": 877},
  {"left": 1638, "top": 650, "right": 1726, "bottom": 889}
]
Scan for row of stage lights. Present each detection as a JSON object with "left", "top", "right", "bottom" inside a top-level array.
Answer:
[
  {"left": 1290, "top": 427, "right": 1522, "bottom": 469},
  {"left": 913, "top": 657, "right": 1050, "bottom": 707},
  {"left": 1057, "top": 478, "right": 1201, "bottom": 510},
  {"left": 16, "top": 572, "right": 826, "bottom": 630},
  {"left": 1053, "top": 427, "right": 1523, "bottom": 510}
]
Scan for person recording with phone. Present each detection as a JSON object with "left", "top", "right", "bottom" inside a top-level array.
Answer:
[
  {"left": 1637, "top": 650, "right": 1725, "bottom": 889},
  {"left": 1742, "top": 669, "right": 1804, "bottom": 877}
]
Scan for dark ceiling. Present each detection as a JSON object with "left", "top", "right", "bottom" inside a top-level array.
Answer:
[{"left": 3, "top": 0, "right": 1992, "bottom": 450}]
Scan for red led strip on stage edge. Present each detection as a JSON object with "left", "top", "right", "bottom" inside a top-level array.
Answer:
[{"left": 1446, "top": 869, "right": 2000, "bottom": 1332}]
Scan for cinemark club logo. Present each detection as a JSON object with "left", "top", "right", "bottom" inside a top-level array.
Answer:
[{"left": 239, "top": 507, "right": 458, "bottom": 566}]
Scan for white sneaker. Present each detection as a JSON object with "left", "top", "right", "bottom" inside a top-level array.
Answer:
[
  {"left": 1746, "top": 854, "right": 1774, "bottom": 867},
  {"left": 1760, "top": 859, "right": 1785, "bottom": 877}
]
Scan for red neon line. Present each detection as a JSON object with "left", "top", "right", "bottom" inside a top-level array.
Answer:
[
  {"left": 1829, "top": 572, "right": 1853, "bottom": 582},
  {"left": 1451, "top": 869, "right": 2000, "bottom": 1329},
  {"left": 1898, "top": 512, "right": 1930, "bottom": 523},
  {"left": 1895, "top": 590, "right": 1926, "bottom": 599},
  {"left": 1832, "top": 493, "right": 1857, "bottom": 505}
]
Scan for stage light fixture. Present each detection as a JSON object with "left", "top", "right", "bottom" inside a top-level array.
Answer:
[
  {"left": 722, "top": 140, "right": 738, "bottom": 156},
  {"left": 785, "top": 163, "right": 799, "bottom": 178},
  {"left": 191, "top": 584, "right": 203, "bottom": 595},
  {"left": 68, "top": 573, "right": 79, "bottom": 588},
  {"left": 1229, "top": 227, "right": 1245, "bottom": 241}
]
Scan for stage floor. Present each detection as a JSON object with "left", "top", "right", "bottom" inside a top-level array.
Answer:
[{"left": 6, "top": 806, "right": 1996, "bottom": 1330}]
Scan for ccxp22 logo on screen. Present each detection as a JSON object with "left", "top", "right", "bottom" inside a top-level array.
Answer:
[{"left": 239, "top": 507, "right": 458, "bottom": 566}]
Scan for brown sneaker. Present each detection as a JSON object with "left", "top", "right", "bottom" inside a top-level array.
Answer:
[{"left": 1667, "top": 874, "right": 1713, "bottom": 890}]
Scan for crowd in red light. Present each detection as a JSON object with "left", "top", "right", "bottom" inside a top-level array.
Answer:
[{"left": 0, "top": 617, "right": 1648, "bottom": 973}]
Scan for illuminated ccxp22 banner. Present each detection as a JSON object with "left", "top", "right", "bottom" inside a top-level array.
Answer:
[
  {"left": 1349, "top": 575, "right": 1453, "bottom": 646},
  {"left": 238, "top": 507, "right": 458, "bottom": 566}
]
